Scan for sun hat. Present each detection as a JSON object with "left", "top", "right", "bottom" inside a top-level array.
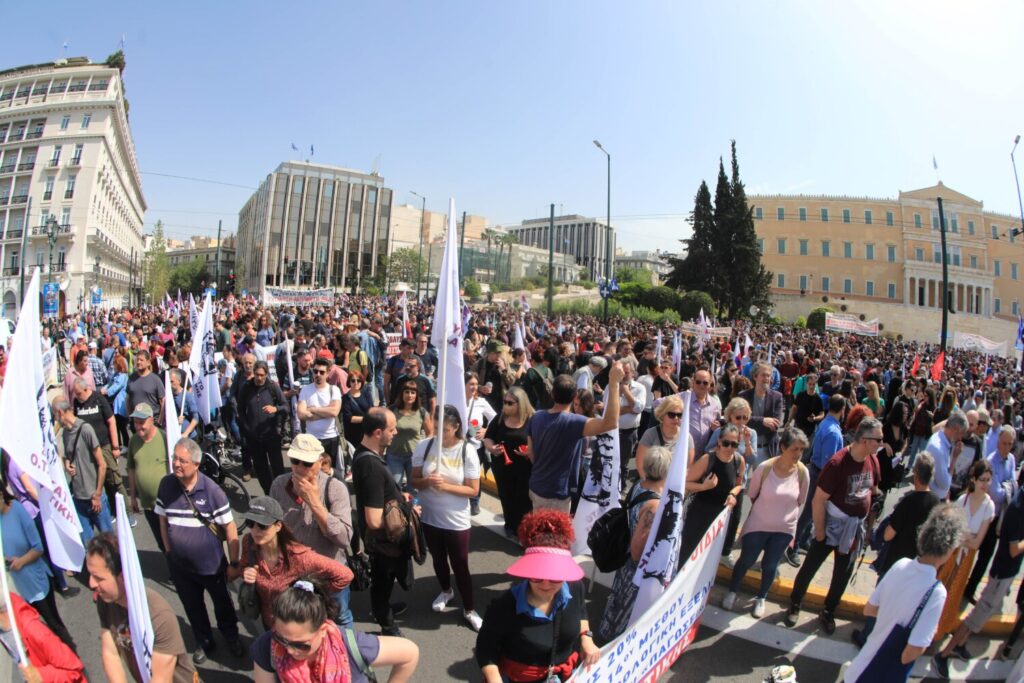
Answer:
[
  {"left": 242, "top": 496, "right": 285, "bottom": 526},
  {"left": 287, "top": 433, "right": 325, "bottom": 463},
  {"left": 977, "top": 409, "right": 993, "bottom": 426},
  {"left": 507, "top": 546, "right": 584, "bottom": 582},
  {"left": 589, "top": 355, "right": 608, "bottom": 370}
]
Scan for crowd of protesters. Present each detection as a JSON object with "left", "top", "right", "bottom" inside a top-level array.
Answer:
[{"left": 1, "top": 293, "right": 1024, "bottom": 681}]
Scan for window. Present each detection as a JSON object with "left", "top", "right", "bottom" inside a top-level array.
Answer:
[
  {"left": 799, "top": 207, "right": 807, "bottom": 221},
  {"left": 866, "top": 281, "right": 875, "bottom": 296},
  {"left": 992, "top": 224, "right": 999, "bottom": 239},
  {"left": 968, "top": 220, "right": 975, "bottom": 235},
  {"left": 50, "top": 145, "right": 61, "bottom": 166},
  {"left": 1014, "top": 263, "right": 1019, "bottom": 281},
  {"left": 951, "top": 246, "right": 961, "bottom": 267},
  {"left": 865, "top": 244, "right": 875, "bottom": 260},
  {"left": 864, "top": 210, "right": 872, "bottom": 225},
  {"left": 951, "top": 214, "right": 959, "bottom": 233},
  {"left": 821, "top": 208, "right": 829, "bottom": 222},
  {"left": 64, "top": 174, "right": 76, "bottom": 199},
  {"left": 822, "top": 240, "right": 830, "bottom": 257},
  {"left": 914, "top": 213, "right": 922, "bottom": 228},
  {"left": 61, "top": 208, "right": 70, "bottom": 226},
  {"left": 843, "top": 279, "right": 853, "bottom": 294},
  {"left": 757, "top": 238, "right": 764, "bottom": 254},
  {"left": 995, "top": 260, "right": 1001, "bottom": 276},
  {"left": 915, "top": 247, "right": 924, "bottom": 261},
  {"left": 843, "top": 241, "right": 852, "bottom": 258},
  {"left": 34, "top": 250, "right": 43, "bottom": 267},
  {"left": 777, "top": 273, "right": 785, "bottom": 288},
  {"left": 799, "top": 275, "right": 808, "bottom": 291},
  {"left": 995, "top": 298, "right": 1001, "bottom": 314},
  {"left": 970, "top": 255, "right": 978, "bottom": 269},
  {"left": 887, "top": 245, "right": 896, "bottom": 262},
  {"left": 888, "top": 283, "right": 897, "bottom": 299},
  {"left": 932, "top": 245, "right": 941, "bottom": 264},
  {"left": 81, "top": 113, "right": 91, "bottom": 129},
  {"left": 754, "top": 207, "right": 763, "bottom": 220},
  {"left": 799, "top": 239, "right": 808, "bottom": 256},
  {"left": 821, "top": 276, "right": 830, "bottom": 292},
  {"left": 70, "top": 144, "right": 83, "bottom": 165},
  {"left": 60, "top": 116, "right": 69, "bottom": 130},
  {"left": 842, "top": 208, "right": 851, "bottom": 223},
  {"left": 886, "top": 211, "right": 894, "bottom": 226},
  {"left": 777, "top": 238, "right": 786, "bottom": 255},
  {"left": 9, "top": 252, "right": 18, "bottom": 270},
  {"left": 931, "top": 211, "right": 940, "bottom": 230},
  {"left": 43, "top": 176, "right": 54, "bottom": 200},
  {"left": 777, "top": 207, "right": 785, "bottom": 221},
  {"left": 1015, "top": 302, "right": 1020, "bottom": 316}
]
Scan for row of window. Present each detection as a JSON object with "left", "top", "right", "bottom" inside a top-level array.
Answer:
[
  {"left": 0, "top": 114, "right": 92, "bottom": 142},
  {"left": 0, "top": 76, "right": 108, "bottom": 101},
  {"left": 753, "top": 205, "right": 1014, "bottom": 240}
]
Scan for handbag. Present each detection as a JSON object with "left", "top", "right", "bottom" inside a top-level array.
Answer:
[
  {"left": 236, "top": 540, "right": 262, "bottom": 620},
  {"left": 854, "top": 580, "right": 939, "bottom": 682}
]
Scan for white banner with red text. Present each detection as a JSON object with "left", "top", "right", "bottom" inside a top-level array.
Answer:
[
  {"left": 262, "top": 287, "right": 335, "bottom": 307},
  {"left": 824, "top": 312, "right": 879, "bottom": 336},
  {"left": 568, "top": 506, "right": 731, "bottom": 683}
]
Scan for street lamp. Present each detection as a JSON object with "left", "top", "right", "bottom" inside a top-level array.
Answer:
[
  {"left": 45, "top": 216, "right": 59, "bottom": 284},
  {"left": 410, "top": 191, "right": 426, "bottom": 299},
  {"left": 593, "top": 140, "right": 612, "bottom": 320}
]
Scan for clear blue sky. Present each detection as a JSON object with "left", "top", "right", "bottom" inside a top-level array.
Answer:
[{"left": 7, "top": 1, "right": 1024, "bottom": 251}]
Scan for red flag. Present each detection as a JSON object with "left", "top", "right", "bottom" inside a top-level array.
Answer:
[
  {"left": 930, "top": 352, "right": 945, "bottom": 381},
  {"left": 911, "top": 354, "right": 920, "bottom": 377}
]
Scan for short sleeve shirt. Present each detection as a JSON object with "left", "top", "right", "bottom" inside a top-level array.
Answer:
[
  {"left": 412, "top": 440, "right": 481, "bottom": 531},
  {"left": 351, "top": 448, "right": 403, "bottom": 542},
  {"left": 815, "top": 447, "right": 879, "bottom": 519},
  {"left": 73, "top": 391, "right": 114, "bottom": 446},
  {"left": 991, "top": 497, "right": 1024, "bottom": 579},
  {"left": 126, "top": 430, "right": 169, "bottom": 510},
  {"left": 527, "top": 410, "right": 587, "bottom": 499},
  {"left": 154, "top": 473, "right": 232, "bottom": 575},
  {"left": 299, "top": 383, "right": 341, "bottom": 439},
  {"left": 62, "top": 420, "right": 101, "bottom": 500},
  {"left": 97, "top": 588, "right": 196, "bottom": 683}
]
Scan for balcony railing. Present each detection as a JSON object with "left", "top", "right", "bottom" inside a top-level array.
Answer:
[
  {"left": 2, "top": 266, "right": 20, "bottom": 276},
  {"left": 43, "top": 191, "right": 52, "bottom": 200},
  {"left": 63, "top": 190, "right": 73, "bottom": 199},
  {"left": 47, "top": 158, "right": 59, "bottom": 167},
  {"left": 10, "top": 194, "right": 27, "bottom": 205},
  {"left": 67, "top": 157, "right": 81, "bottom": 167},
  {"left": 31, "top": 223, "right": 72, "bottom": 237},
  {"left": 17, "top": 162, "right": 34, "bottom": 171},
  {"left": 0, "top": 196, "right": 7, "bottom": 205},
  {"left": 51, "top": 263, "right": 67, "bottom": 273},
  {"left": 7, "top": 131, "right": 23, "bottom": 141},
  {"left": 25, "top": 131, "right": 42, "bottom": 139},
  {"left": 4, "top": 230, "right": 23, "bottom": 240},
  {"left": 0, "top": 164, "right": 14, "bottom": 173}
]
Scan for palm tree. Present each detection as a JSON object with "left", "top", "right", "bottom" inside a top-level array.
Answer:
[
  {"left": 481, "top": 229, "right": 497, "bottom": 283},
  {"left": 501, "top": 233, "right": 517, "bottom": 284}
]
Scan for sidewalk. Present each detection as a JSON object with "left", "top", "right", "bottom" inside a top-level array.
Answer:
[{"left": 477, "top": 473, "right": 1020, "bottom": 681}]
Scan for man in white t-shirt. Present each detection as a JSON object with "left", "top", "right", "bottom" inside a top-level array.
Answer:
[
  {"left": 297, "top": 357, "right": 342, "bottom": 468},
  {"left": 844, "top": 503, "right": 965, "bottom": 682}
]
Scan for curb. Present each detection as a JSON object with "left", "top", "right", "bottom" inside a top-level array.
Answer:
[{"left": 479, "top": 471, "right": 1015, "bottom": 637}]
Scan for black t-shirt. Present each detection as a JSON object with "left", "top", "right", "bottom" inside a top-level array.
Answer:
[
  {"left": 882, "top": 490, "right": 940, "bottom": 574},
  {"left": 74, "top": 391, "right": 114, "bottom": 446},
  {"left": 351, "top": 447, "right": 403, "bottom": 543},
  {"left": 793, "top": 391, "right": 824, "bottom": 435},
  {"left": 487, "top": 417, "right": 530, "bottom": 460},
  {"left": 992, "top": 496, "right": 1024, "bottom": 579}
]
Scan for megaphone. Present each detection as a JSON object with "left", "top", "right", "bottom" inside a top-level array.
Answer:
[{"left": 749, "top": 305, "right": 760, "bottom": 317}]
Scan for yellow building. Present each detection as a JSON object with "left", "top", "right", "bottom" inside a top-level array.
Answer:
[{"left": 751, "top": 182, "right": 1024, "bottom": 351}]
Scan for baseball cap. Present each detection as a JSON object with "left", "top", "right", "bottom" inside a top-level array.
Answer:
[
  {"left": 242, "top": 496, "right": 285, "bottom": 526},
  {"left": 129, "top": 403, "right": 154, "bottom": 420},
  {"left": 287, "top": 433, "right": 325, "bottom": 463}
]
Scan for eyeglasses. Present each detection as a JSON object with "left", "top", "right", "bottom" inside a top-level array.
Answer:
[
  {"left": 719, "top": 440, "right": 740, "bottom": 448},
  {"left": 732, "top": 415, "right": 750, "bottom": 421},
  {"left": 313, "top": 369, "right": 327, "bottom": 375},
  {"left": 271, "top": 631, "right": 316, "bottom": 653},
  {"left": 349, "top": 378, "right": 362, "bottom": 385},
  {"left": 861, "top": 435, "right": 884, "bottom": 443},
  {"left": 693, "top": 379, "right": 710, "bottom": 386},
  {"left": 289, "top": 458, "right": 313, "bottom": 468},
  {"left": 666, "top": 411, "right": 683, "bottom": 419}
]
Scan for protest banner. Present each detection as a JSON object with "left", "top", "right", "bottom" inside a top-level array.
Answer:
[
  {"left": 116, "top": 493, "right": 155, "bottom": 682},
  {"left": 41, "top": 347, "right": 58, "bottom": 388},
  {"left": 262, "top": 287, "right": 334, "bottom": 307},
  {"left": 952, "top": 331, "right": 1008, "bottom": 357},
  {"left": 568, "top": 506, "right": 731, "bottom": 683},
  {"left": 824, "top": 312, "right": 879, "bottom": 336},
  {"left": 385, "top": 332, "right": 402, "bottom": 358}
]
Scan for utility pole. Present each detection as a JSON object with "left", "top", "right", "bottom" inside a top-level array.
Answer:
[
  {"left": 938, "top": 196, "right": 949, "bottom": 353},
  {"left": 215, "top": 219, "right": 222, "bottom": 297},
  {"left": 18, "top": 197, "right": 30, "bottom": 305},
  {"left": 458, "top": 210, "right": 467, "bottom": 284},
  {"left": 128, "top": 247, "right": 135, "bottom": 308},
  {"left": 547, "top": 204, "right": 555, "bottom": 317}
]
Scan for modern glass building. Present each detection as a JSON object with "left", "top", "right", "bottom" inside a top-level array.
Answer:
[{"left": 236, "top": 161, "right": 392, "bottom": 294}]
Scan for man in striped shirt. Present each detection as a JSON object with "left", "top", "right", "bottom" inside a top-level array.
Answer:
[{"left": 156, "top": 437, "right": 243, "bottom": 665}]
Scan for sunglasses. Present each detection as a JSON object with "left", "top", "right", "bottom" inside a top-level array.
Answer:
[
  {"left": 253, "top": 521, "right": 276, "bottom": 531},
  {"left": 503, "top": 399, "right": 518, "bottom": 406},
  {"left": 733, "top": 415, "right": 750, "bottom": 421},
  {"left": 348, "top": 379, "right": 362, "bottom": 385},
  {"left": 289, "top": 458, "right": 313, "bottom": 468},
  {"left": 271, "top": 631, "right": 316, "bottom": 653},
  {"left": 313, "top": 369, "right": 327, "bottom": 375},
  {"left": 666, "top": 411, "right": 683, "bottom": 419},
  {"left": 693, "top": 380, "right": 710, "bottom": 386},
  {"left": 719, "top": 440, "right": 740, "bottom": 448}
]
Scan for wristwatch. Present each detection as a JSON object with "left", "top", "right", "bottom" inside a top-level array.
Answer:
[
  {"left": 581, "top": 630, "right": 594, "bottom": 640},
  {"left": 228, "top": 561, "right": 240, "bottom": 569}
]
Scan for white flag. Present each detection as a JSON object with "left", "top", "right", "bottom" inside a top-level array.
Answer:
[
  {"left": 572, "top": 403, "right": 621, "bottom": 554},
  {"left": 430, "top": 198, "right": 468, "bottom": 440},
  {"left": 0, "top": 271, "right": 84, "bottom": 571},
  {"left": 655, "top": 329, "right": 663, "bottom": 366},
  {"left": 672, "top": 331, "right": 683, "bottom": 375},
  {"left": 188, "top": 293, "right": 199, "bottom": 338},
  {"left": 630, "top": 391, "right": 691, "bottom": 623},
  {"left": 188, "top": 292, "right": 222, "bottom": 424},
  {"left": 163, "top": 372, "right": 181, "bottom": 475},
  {"left": 116, "top": 493, "right": 155, "bottom": 682}
]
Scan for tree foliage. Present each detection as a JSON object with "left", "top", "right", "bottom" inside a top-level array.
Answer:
[
  {"left": 144, "top": 221, "right": 170, "bottom": 304},
  {"left": 615, "top": 266, "right": 655, "bottom": 284},
  {"left": 168, "top": 259, "right": 211, "bottom": 296},
  {"left": 462, "top": 278, "right": 482, "bottom": 298},
  {"left": 807, "top": 306, "right": 833, "bottom": 331},
  {"left": 665, "top": 141, "right": 772, "bottom": 318},
  {"left": 384, "top": 247, "right": 427, "bottom": 288}
]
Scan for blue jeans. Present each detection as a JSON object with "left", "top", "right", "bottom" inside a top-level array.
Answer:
[
  {"left": 386, "top": 453, "right": 413, "bottom": 487},
  {"left": 729, "top": 530, "right": 793, "bottom": 598},
  {"left": 74, "top": 492, "right": 113, "bottom": 543},
  {"left": 904, "top": 434, "right": 930, "bottom": 470},
  {"left": 794, "top": 463, "right": 822, "bottom": 551},
  {"left": 333, "top": 586, "right": 353, "bottom": 627}
]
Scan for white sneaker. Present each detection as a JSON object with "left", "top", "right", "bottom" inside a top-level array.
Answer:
[
  {"left": 752, "top": 598, "right": 765, "bottom": 618},
  {"left": 464, "top": 610, "right": 483, "bottom": 632},
  {"left": 432, "top": 589, "right": 455, "bottom": 612},
  {"left": 721, "top": 591, "right": 737, "bottom": 611}
]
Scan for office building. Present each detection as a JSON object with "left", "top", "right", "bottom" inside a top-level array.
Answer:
[
  {"left": 505, "top": 214, "right": 615, "bottom": 281},
  {"left": 167, "top": 235, "right": 236, "bottom": 288}
]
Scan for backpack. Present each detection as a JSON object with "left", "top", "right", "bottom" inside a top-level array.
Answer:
[
  {"left": 523, "top": 366, "right": 554, "bottom": 409},
  {"left": 587, "top": 489, "right": 660, "bottom": 573}
]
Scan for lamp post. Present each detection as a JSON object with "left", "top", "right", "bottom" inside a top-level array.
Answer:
[
  {"left": 593, "top": 140, "right": 612, "bottom": 320},
  {"left": 411, "top": 191, "right": 426, "bottom": 299},
  {"left": 1012, "top": 136, "right": 1024, "bottom": 236},
  {"left": 46, "top": 216, "right": 59, "bottom": 285}
]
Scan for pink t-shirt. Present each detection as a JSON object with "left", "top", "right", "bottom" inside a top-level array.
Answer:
[{"left": 742, "top": 462, "right": 808, "bottom": 538}]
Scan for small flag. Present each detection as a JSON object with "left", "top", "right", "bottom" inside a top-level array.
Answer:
[
  {"left": 291, "top": 143, "right": 298, "bottom": 151},
  {"left": 1016, "top": 316, "right": 1024, "bottom": 351},
  {"left": 310, "top": 144, "right": 314, "bottom": 156},
  {"left": 911, "top": 354, "right": 920, "bottom": 377},
  {"left": 930, "top": 351, "right": 945, "bottom": 382},
  {"left": 933, "top": 155, "right": 938, "bottom": 171}
]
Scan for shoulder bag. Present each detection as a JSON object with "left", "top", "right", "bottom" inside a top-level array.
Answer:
[
  {"left": 854, "top": 580, "right": 939, "bottom": 682},
  {"left": 236, "top": 539, "right": 262, "bottom": 619},
  {"left": 179, "top": 479, "right": 227, "bottom": 542}
]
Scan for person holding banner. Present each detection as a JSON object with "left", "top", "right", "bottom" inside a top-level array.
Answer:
[
  {"left": 476, "top": 510, "right": 599, "bottom": 682},
  {"left": 596, "top": 445, "right": 671, "bottom": 643},
  {"left": 87, "top": 532, "right": 198, "bottom": 683}
]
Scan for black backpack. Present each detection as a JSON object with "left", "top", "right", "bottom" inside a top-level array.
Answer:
[{"left": 587, "top": 489, "right": 660, "bottom": 573}]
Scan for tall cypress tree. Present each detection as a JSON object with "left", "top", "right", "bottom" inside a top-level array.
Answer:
[
  {"left": 725, "top": 140, "right": 772, "bottom": 315},
  {"left": 665, "top": 181, "right": 717, "bottom": 299}
]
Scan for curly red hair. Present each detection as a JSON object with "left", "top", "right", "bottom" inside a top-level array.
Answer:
[
  {"left": 516, "top": 509, "right": 575, "bottom": 549},
  {"left": 845, "top": 404, "right": 874, "bottom": 433}
]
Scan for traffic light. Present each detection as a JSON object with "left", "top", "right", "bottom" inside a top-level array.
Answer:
[{"left": 227, "top": 271, "right": 236, "bottom": 293}]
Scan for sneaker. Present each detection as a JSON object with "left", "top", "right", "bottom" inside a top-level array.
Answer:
[
  {"left": 785, "top": 550, "right": 802, "bottom": 568},
  {"left": 432, "top": 590, "right": 455, "bottom": 612},
  {"left": 818, "top": 610, "right": 836, "bottom": 635},
  {"left": 391, "top": 601, "right": 408, "bottom": 617},
  {"left": 227, "top": 638, "right": 245, "bottom": 658},
  {"left": 129, "top": 514, "right": 138, "bottom": 528},
  {"left": 752, "top": 598, "right": 765, "bottom": 618},
  {"left": 951, "top": 644, "right": 971, "bottom": 660},
  {"left": 721, "top": 591, "right": 737, "bottom": 611},
  {"left": 192, "top": 650, "right": 207, "bottom": 666},
  {"left": 851, "top": 629, "right": 866, "bottom": 648},
  {"left": 783, "top": 605, "right": 799, "bottom": 628},
  {"left": 381, "top": 626, "right": 403, "bottom": 637},
  {"left": 470, "top": 501, "right": 480, "bottom": 516},
  {"left": 933, "top": 653, "right": 950, "bottom": 679},
  {"left": 464, "top": 610, "right": 483, "bottom": 632},
  {"left": 58, "top": 585, "right": 81, "bottom": 598}
]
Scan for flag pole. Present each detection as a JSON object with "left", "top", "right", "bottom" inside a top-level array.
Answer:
[{"left": 0, "top": 516, "right": 30, "bottom": 666}]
